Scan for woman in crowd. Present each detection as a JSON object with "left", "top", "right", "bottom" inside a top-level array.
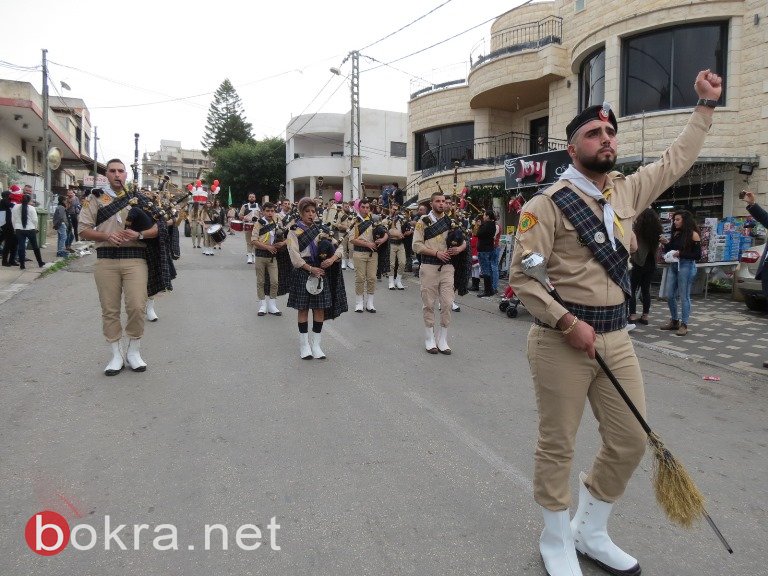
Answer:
[
  {"left": 628, "top": 208, "right": 663, "bottom": 325},
  {"left": 11, "top": 194, "right": 45, "bottom": 269},
  {"left": 52, "top": 195, "right": 70, "bottom": 258},
  {"left": 659, "top": 209, "right": 701, "bottom": 336},
  {"left": 286, "top": 197, "right": 347, "bottom": 360}
]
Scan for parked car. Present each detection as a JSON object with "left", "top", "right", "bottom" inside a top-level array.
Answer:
[{"left": 735, "top": 241, "right": 767, "bottom": 311}]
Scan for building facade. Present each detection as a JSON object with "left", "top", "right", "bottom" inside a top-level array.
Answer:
[
  {"left": 408, "top": 0, "right": 765, "bottom": 224},
  {"left": 142, "top": 140, "right": 213, "bottom": 194},
  {"left": 285, "top": 108, "right": 409, "bottom": 202}
]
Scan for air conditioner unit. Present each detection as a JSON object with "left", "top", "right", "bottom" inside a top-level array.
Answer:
[{"left": 16, "top": 155, "right": 28, "bottom": 172}]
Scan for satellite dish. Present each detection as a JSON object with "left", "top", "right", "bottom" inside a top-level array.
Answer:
[{"left": 47, "top": 147, "right": 62, "bottom": 170}]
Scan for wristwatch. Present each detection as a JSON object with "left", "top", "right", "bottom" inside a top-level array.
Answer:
[
  {"left": 696, "top": 98, "right": 718, "bottom": 108},
  {"left": 137, "top": 231, "right": 144, "bottom": 240}
]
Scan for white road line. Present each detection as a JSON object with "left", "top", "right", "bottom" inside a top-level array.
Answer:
[
  {"left": 324, "top": 325, "right": 356, "bottom": 351},
  {"left": 403, "top": 389, "right": 533, "bottom": 491}
]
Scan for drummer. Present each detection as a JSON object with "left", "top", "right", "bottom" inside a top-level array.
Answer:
[{"left": 240, "top": 192, "right": 261, "bottom": 264}]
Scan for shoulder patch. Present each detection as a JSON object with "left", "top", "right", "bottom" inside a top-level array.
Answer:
[{"left": 518, "top": 212, "right": 539, "bottom": 233}]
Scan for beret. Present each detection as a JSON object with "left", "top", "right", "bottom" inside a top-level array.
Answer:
[{"left": 566, "top": 103, "right": 617, "bottom": 142}]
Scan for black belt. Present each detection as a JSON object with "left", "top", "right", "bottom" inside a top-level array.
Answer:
[
  {"left": 420, "top": 255, "right": 442, "bottom": 266},
  {"left": 534, "top": 301, "right": 627, "bottom": 334},
  {"left": 389, "top": 239, "right": 403, "bottom": 245},
  {"left": 254, "top": 249, "right": 274, "bottom": 258},
  {"left": 353, "top": 246, "right": 374, "bottom": 253},
  {"left": 96, "top": 247, "right": 146, "bottom": 259}
]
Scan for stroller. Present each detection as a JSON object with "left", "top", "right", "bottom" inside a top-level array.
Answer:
[{"left": 498, "top": 284, "right": 522, "bottom": 318}]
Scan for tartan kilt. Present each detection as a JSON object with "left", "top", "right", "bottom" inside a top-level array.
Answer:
[
  {"left": 287, "top": 267, "right": 332, "bottom": 310},
  {"left": 377, "top": 241, "right": 390, "bottom": 276},
  {"left": 263, "top": 247, "right": 292, "bottom": 297}
]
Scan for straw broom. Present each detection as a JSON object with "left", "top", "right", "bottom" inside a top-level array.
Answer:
[{"left": 521, "top": 252, "right": 732, "bottom": 552}]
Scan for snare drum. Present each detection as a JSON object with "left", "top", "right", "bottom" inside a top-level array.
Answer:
[
  {"left": 207, "top": 224, "right": 227, "bottom": 243},
  {"left": 243, "top": 222, "right": 255, "bottom": 233},
  {"left": 230, "top": 219, "right": 244, "bottom": 232}
]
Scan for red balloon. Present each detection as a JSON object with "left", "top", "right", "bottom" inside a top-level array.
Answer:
[
  {"left": 213, "top": 179, "right": 220, "bottom": 187},
  {"left": 195, "top": 180, "right": 202, "bottom": 187},
  {"left": 187, "top": 184, "right": 193, "bottom": 191}
]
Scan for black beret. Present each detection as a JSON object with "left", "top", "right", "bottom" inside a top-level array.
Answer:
[{"left": 566, "top": 103, "right": 618, "bottom": 142}]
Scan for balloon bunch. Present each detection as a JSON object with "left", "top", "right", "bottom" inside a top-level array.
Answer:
[
  {"left": 210, "top": 179, "right": 221, "bottom": 196},
  {"left": 187, "top": 179, "right": 208, "bottom": 204}
]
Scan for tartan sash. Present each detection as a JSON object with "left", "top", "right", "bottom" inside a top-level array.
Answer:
[
  {"left": 95, "top": 192, "right": 130, "bottom": 226},
  {"left": 551, "top": 187, "right": 631, "bottom": 297},
  {"left": 423, "top": 215, "right": 452, "bottom": 241},
  {"left": 356, "top": 217, "right": 373, "bottom": 237}
]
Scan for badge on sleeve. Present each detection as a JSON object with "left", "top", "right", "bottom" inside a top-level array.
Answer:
[{"left": 518, "top": 212, "right": 539, "bottom": 234}]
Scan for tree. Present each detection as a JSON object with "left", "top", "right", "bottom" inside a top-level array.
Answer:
[
  {"left": 201, "top": 79, "right": 255, "bottom": 152},
  {"left": 207, "top": 138, "right": 286, "bottom": 208}
]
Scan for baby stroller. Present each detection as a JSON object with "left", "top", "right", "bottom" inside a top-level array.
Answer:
[{"left": 498, "top": 284, "right": 522, "bottom": 318}]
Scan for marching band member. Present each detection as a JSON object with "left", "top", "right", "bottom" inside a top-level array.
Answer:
[
  {"left": 412, "top": 191, "right": 466, "bottom": 354},
  {"left": 338, "top": 201, "right": 355, "bottom": 270},
  {"left": 202, "top": 200, "right": 216, "bottom": 256},
  {"left": 322, "top": 197, "right": 341, "bottom": 229},
  {"left": 79, "top": 159, "right": 158, "bottom": 375},
  {"left": 188, "top": 202, "right": 204, "bottom": 249},
  {"left": 286, "top": 198, "right": 347, "bottom": 359},
  {"left": 252, "top": 202, "right": 286, "bottom": 317},
  {"left": 240, "top": 193, "right": 261, "bottom": 264},
  {"left": 387, "top": 202, "right": 406, "bottom": 290},
  {"left": 350, "top": 198, "right": 387, "bottom": 312}
]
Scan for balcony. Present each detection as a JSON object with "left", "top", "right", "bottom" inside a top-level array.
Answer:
[
  {"left": 471, "top": 16, "right": 563, "bottom": 69},
  {"left": 419, "top": 131, "right": 566, "bottom": 178}
]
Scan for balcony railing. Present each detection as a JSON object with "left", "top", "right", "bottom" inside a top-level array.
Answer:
[
  {"left": 470, "top": 15, "right": 563, "bottom": 69},
  {"left": 419, "top": 131, "right": 567, "bottom": 178}
]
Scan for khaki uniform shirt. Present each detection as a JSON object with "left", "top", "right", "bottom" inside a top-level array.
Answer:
[
  {"left": 287, "top": 227, "right": 343, "bottom": 268},
  {"left": 388, "top": 216, "right": 404, "bottom": 240},
  {"left": 79, "top": 191, "right": 144, "bottom": 250},
  {"left": 252, "top": 217, "right": 277, "bottom": 247},
  {"left": 322, "top": 205, "right": 341, "bottom": 226},
  {"left": 353, "top": 215, "right": 375, "bottom": 243},
  {"left": 509, "top": 110, "right": 712, "bottom": 328},
  {"left": 412, "top": 212, "right": 449, "bottom": 255}
]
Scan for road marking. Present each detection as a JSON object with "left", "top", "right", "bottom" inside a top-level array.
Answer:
[
  {"left": 403, "top": 389, "right": 533, "bottom": 492},
  {"left": 324, "top": 325, "right": 356, "bottom": 351}
]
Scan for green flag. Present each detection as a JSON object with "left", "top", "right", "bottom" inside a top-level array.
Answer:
[{"left": 228, "top": 186, "right": 233, "bottom": 207}]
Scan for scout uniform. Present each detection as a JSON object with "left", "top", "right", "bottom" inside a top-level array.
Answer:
[
  {"left": 352, "top": 214, "right": 378, "bottom": 312},
  {"left": 240, "top": 200, "right": 261, "bottom": 262},
  {"left": 412, "top": 210, "right": 462, "bottom": 354},
  {"left": 79, "top": 189, "right": 149, "bottom": 374},
  {"left": 252, "top": 215, "right": 282, "bottom": 316},
  {"left": 336, "top": 206, "right": 355, "bottom": 269},
  {"left": 509, "top": 105, "right": 713, "bottom": 576}
]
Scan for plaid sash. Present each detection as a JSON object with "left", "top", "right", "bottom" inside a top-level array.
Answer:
[
  {"left": 356, "top": 217, "right": 373, "bottom": 237},
  {"left": 296, "top": 222, "right": 322, "bottom": 263},
  {"left": 423, "top": 215, "right": 452, "bottom": 241},
  {"left": 95, "top": 192, "right": 130, "bottom": 226},
  {"left": 551, "top": 188, "right": 631, "bottom": 297},
  {"left": 258, "top": 218, "right": 277, "bottom": 235}
]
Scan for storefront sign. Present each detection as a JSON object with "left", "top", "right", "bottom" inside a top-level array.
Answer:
[{"left": 504, "top": 149, "right": 571, "bottom": 190}]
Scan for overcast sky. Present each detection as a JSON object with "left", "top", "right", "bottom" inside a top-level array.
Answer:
[{"left": 2, "top": 0, "right": 528, "bottom": 179}]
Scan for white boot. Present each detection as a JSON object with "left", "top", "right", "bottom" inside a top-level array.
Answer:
[
  {"left": 435, "top": 325, "right": 451, "bottom": 355},
  {"left": 347, "top": 259, "right": 355, "bottom": 270},
  {"left": 247, "top": 253, "right": 254, "bottom": 264},
  {"left": 145, "top": 298, "right": 158, "bottom": 322},
  {"left": 355, "top": 295, "right": 364, "bottom": 313},
  {"left": 341, "top": 259, "right": 347, "bottom": 270},
  {"left": 267, "top": 298, "right": 282, "bottom": 316},
  {"left": 257, "top": 300, "right": 267, "bottom": 316},
  {"left": 571, "top": 472, "right": 640, "bottom": 575},
  {"left": 425, "top": 327, "right": 438, "bottom": 354},
  {"left": 388, "top": 276, "right": 396, "bottom": 290},
  {"left": 451, "top": 300, "right": 460, "bottom": 311},
  {"left": 104, "top": 341, "right": 124, "bottom": 376},
  {"left": 395, "top": 275, "right": 405, "bottom": 290},
  {"left": 541, "top": 508, "right": 583, "bottom": 576},
  {"left": 125, "top": 338, "right": 147, "bottom": 372},
  {"left": 310, "top": 332, "right": 326, "bottom": 359},
  {"left": 365, "top": 294, "right": 376, "bottom": 313},
  {"left": 299, "top": 332, "right": 312, "bottom": 359}
]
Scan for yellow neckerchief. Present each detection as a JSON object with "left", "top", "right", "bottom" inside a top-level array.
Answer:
[
  {"left": 601, "top": 186, "right": 624, "bottom": 237},
  {"left": 259, "top": 216, "right": 276, "bottom": 243}
]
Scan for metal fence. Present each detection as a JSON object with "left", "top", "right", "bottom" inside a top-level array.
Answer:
[{"left": 471, "top": 15, "right": 563, "bottom": 68}]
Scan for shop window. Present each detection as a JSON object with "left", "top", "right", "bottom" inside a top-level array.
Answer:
[
  {"left": 415, "top": 123, "right": 474, "bottom": 171},
  {"left": 579, "top": 47, "right": 605, "bottom": 111},
  {"left": 622, "top": 22, "right": 727, "bottom": 116},
  {"left": 390, "top": 142, "right": 406, "bottom": 157}
]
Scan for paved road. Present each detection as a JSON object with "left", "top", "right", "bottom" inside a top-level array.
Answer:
[{"left": 1, "top": 237, "right": 765, "bottom": 575}]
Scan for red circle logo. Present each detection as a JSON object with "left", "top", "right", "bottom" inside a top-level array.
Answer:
[{"left": 25, "top": 510, "right": 70, "bottom": 556}]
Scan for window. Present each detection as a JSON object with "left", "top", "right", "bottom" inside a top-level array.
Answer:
[
  {"left": 579, "top": 47, "right": 605, "bottom": 111},
  {"left": 574, "top": 0, "right": 585, "bottom": 13},
  {"left": 415, "top": 123, "right": 474, "bottom": 171},
  {"left": 21, "top": 139, "right": 27, "bottom": 153},
  {"left": 622, "top": 22, "right": 727, "bottom": 115},
  {"left": 390, "top": 141, "right": 406, "bottom": 157}
]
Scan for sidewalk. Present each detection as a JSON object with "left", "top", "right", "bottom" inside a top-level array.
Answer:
[{"left": 0, "top": 228, "right": 92, "bottom": 305}]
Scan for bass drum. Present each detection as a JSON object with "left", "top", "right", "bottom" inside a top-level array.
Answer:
[
  {"left": 230, "top": 219, "right": 244, "bottom": 232},
  {"left": 207, "top": 224, "right": 227, "bottom": 243}
]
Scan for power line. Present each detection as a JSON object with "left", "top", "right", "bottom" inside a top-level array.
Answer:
[{"left": 358, "top": 0, "right": 454, "bottom": 52}]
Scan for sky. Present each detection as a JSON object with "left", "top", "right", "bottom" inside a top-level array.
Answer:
[{"left": 1, "top": 0, "right": 529, "bottom": 182}]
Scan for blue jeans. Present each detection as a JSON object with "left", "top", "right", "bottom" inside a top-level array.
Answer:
[
  {"left": 56, "top": 223, "right": 68, "bottom": 256},
  {"left": 492, "top": 245, "right": 501, "bottom": 291},
  {"left": 478, "top": 250, "right": 493, "bottom": 279},
  {"left": 666, "top": 259, "right": 697, "bottom": 324},
  {"left": 15, "top": 229, "right": 43, "bottom": 267}
]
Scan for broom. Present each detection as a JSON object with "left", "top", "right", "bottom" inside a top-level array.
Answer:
[{"left": 521, "top": 251, "right": 732, "bottom": 553}]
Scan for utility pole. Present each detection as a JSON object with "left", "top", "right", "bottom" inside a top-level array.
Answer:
[
  {"left": 133, "top": 133, "right": 140, "bottom": 191},
  {"left": 350, "top": 50, "right": 361, "bottom": 200},
  {"left": 93, "top": 126, "right": 98, "bottom": 191},
  {"left": 42, "top": 49, "right": 51, "bottom": 208}
]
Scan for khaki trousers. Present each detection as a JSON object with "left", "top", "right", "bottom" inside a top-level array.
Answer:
[
  {"left": 254, "top": 255, "right": 278, "bottom": 299},
  {"left": 527, "top": 325, "right": 647, "bottom": 510},
  {"left": 340, "top": 235, "right": 351, "bottom": 259},
  {"left": 419, "top": 262, "right": 454, "bottom": 328},
  {"left": 244, "top": 227, "right": 255, "bottom": 254},
  {"left": 353, "top": 251, "right": 378, "bottom": 295},
  {"left": 94, "top": 258, "right": 148, "bottom": 342},
  {"left": 190, "top": 222, "right": 203, "bottom": 246},
  {"left": 389, "top": 242, "right": 405, "bottom": 276}
]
